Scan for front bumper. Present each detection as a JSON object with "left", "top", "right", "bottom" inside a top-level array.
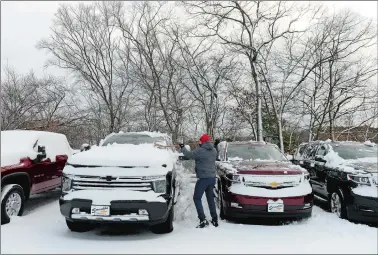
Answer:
[
  {"left": 346, "top": 192, "right": 378, "bottom": 223},
  {"left": 224, "top": 193, "right": 313, "bottom": 220},
  {"left": 226, "top": 207, "right": 312, "bottom": 219},
  {"left": 60, "top": 198, "right": 170, "bottom": 225}
]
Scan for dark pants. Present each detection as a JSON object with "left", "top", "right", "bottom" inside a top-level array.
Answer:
[{"left": 193, "top": 177, "right": 217, "bottom": 221}]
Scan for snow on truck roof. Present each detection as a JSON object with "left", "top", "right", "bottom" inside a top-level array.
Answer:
[{"left": 1, "top": 130, "right": 72, "bottom": 167}]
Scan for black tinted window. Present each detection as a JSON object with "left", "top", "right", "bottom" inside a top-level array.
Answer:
[{"left": 331, "top": 144, "right": 377, "bottom": 160}]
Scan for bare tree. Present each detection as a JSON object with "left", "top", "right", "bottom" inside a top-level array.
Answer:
[
  {"left": 183, "top": 1, "right": 316, "bottom": 141},
  {"left": 1, "top": 66, "right": 82, "bottom": 132},
  {"left": 37, "top": 1, "right": 135, "bottom": 134}
]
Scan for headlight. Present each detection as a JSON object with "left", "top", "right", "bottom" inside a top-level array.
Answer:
[
  {"left": 142, "top": 175, "right": 166, "bottom": 181},
  {"left": 152, "top": 179, "right": 166, "bottom": 193},
  {"left": 347, "top": 174, "right": 371, "bottom": 185},
  {"left": 62, "top": 174, "right": 74, "bottom": 192}
]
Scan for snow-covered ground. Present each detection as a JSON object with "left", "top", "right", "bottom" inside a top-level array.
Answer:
[{"left": 1, "top": 171, "right": 377, "bottom": 254}]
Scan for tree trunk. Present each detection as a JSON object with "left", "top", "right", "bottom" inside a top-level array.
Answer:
[
  {"left": 277, "top": 117, "right": 284, "bottom": 152},
  {"left": 249, "top": 58, "right": 263, "bottom": 142}
]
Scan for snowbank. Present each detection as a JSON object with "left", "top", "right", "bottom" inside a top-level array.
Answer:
[
  {"left": 67, "top": 143, "right": 175, "bottom": 168},
  {"left": 229, "top": 182, "right": 312, "bottom": 198},
  {"left": 63, "top": 189, "right": 166, "bottom": 204}
]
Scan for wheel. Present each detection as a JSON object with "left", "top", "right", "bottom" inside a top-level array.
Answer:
[
  {"left": 65, "top": 219, "right": 94, "bottom": 232},
  {"left": 217, "top": 181, "right": 228, "bottom": 220},
  {"left": 1, "top": 185, "right": 25, "bottom": 225},
  {"left": 151, "top": 205, "right": 174, "bottom": 234},
  {"left": 329, "top": 189, "right": 347, "bottom": 219}
]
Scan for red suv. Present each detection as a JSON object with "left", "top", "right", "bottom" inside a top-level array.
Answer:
[
  {"left": 215, "top": 141, "right": 313, "bottom": 220},
  {"left": 1, "top": 130, "right": 72, "bottom": 224}
]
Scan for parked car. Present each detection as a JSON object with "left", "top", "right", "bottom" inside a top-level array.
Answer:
[
  {"left": 1, "top": 130, "right": 73, "bottom": 224},
  {"left": 215, "top": 141, "right": 313, "bottom": 221},
  {"left": 291, "top": 140, "right": 378, "bottom": 223},
  {"left": 59, "top": 131, "right": 180, "bottom": 234}
]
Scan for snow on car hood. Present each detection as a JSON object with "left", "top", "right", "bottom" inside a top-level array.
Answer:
[
  {"left": 344, "top": 157, "right": 378, "bottom": 173},
  {"left": 219, "top": 160, "right": 307, "bottom": 175},
  {"left": 67, "top": 143, "right": 175, "bottom": 169}
]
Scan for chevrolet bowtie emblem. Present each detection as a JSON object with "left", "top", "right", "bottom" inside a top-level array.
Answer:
[{"left": 269, "top": 182, "right": 280, "bottom": 188}]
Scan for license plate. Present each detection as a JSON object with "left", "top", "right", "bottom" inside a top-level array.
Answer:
[
  {"left": 267, "top": 201, "right": 284, "bottom": 212},
  {"left": 91, "top": 205, "right": 110, "bottom": 216}
]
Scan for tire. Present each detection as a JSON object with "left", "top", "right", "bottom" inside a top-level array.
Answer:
[
  {"left": 65, "top": 219, "right": 94, "bottom": 232},
  {"left": 218, "top": 181, "right": 228, "bottom": 220},
  {"left": 151, "top": 205, "right": 174, "bottom": 234},
  {"left": 1, "top": 185, "right": 25, "bottom": 225},
  {"left": 329, "top": 189, "right": 347, "bottom": 219}
]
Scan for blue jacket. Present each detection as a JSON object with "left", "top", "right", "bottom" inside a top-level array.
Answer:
[{"left": 181, "top": 141, "right": 217, "bottom": 178}]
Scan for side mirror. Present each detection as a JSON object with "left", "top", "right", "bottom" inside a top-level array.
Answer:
[
  {"left": 35, "top": 145, "right": 47, "bottom": 162},
  {"left": 315, "top": 156, "right": 326, "bottom": 163},
  {"left": 80, "top": 143, "right": 91, "bottom": 152}
]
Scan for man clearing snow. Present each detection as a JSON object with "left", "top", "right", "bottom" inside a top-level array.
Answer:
[{"left": 179, "top": 134, "right": 218, "bottom": 228}]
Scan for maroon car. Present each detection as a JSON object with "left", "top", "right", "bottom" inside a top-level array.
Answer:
[
  {"left": 1, "top": 130, "right": 72, "bottom": 224},
  {"left": 215, "top": 141, "right": 313, "bottom": 220}
]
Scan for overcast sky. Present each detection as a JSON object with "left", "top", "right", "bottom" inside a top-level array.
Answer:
[{"left": 1, "top": 1, "right": 377, "bottom": 79}]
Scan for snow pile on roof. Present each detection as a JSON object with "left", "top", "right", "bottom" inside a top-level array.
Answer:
[
  {"left": 63, "top": 189, "right": 166, "bottom": 204},
  {"left": 1, "top": 130, "right": 38, "bottom": 167},
  {"left": 127, "top": 131, "right": 169, "bottom": 138},
  {"left": 1, "top": 130, "right": 72, "bottom": 167},
  {"left": 67, "top": 143, "right": 175, "bottom": 168}
]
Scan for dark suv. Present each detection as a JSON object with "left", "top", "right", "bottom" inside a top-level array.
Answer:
[{"left": 292, "top": 141, "right": 378, "bottom": 223}]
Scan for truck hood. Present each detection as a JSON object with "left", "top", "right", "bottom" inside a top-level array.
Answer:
[
  {"left": 67, "top": 143, "right": 175, "bottom": 169},
  {"left": 227, "top": 160, "right": 307, "bottom": 175}
]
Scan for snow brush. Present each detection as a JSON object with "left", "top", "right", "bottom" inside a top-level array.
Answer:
[{"left": 153, "top": 141, "right": 216, "bottom": 148}]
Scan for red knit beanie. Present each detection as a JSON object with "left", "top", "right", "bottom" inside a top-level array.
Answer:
[{"left": 200, "top": 134, "right": 211, "bottom": 143}]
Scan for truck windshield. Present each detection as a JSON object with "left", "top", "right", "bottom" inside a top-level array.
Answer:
[
  {"left": 331, "top": 144, "right": 377, "bottom": 160},
  {"left": 102, "top": 134, "right": 164, "bottom": 146},
  {"left": 227, "top": 144, "right": 287, "bottom": 161}
]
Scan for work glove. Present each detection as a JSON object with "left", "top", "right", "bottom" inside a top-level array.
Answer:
[
  {"left": 214, "top": 139, "right": 220, "bottom": 147},
  {"left": 178, "top": 144, "right": 185, "bottom": 148}
]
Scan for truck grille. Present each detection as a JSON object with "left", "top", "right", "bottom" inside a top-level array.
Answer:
[{"left": 71, "top": 176, "right": 152, "bottom": 191}]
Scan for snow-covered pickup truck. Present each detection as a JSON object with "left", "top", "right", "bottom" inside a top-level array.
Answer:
[
  {"left": 215, "top": 141, "right": 313, "bottom": 220},
  {"left": 293, "top": 140, "right": 378, "bottom": 223},
  {"left": 59, "top": 132, "right": 179, "bottom": 234},
  {"left": 1, "top": 130, "right": 73, "bottom": 224}
]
